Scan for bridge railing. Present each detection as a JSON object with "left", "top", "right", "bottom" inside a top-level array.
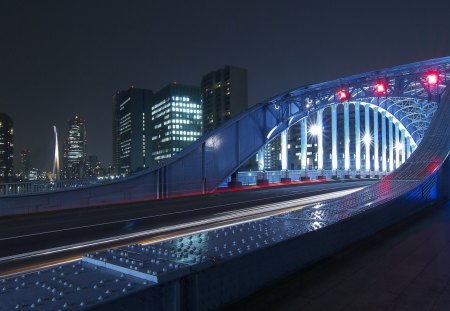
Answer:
[
  {"left": 1, "top": 168, "right": 388, "bottom": 197},
  {"left": 0, "top": 179, "right": 112, "bottom": 197},
  {"left": 219, "top": 169, "right": 386, "bottom": 187}
]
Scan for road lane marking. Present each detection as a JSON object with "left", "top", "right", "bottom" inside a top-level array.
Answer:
[
  {"left": 0, "top": 183, "right": 371, "bottom": 242},
  {"left": 0, "top": 187, "right": 362, "bottom": 267}
]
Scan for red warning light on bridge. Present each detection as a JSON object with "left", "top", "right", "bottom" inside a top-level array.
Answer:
[
  {"left": 374, "top": 82, "right": 387, "bottom": 95},
  {"left": 426, "top": 71, "right": 439, "bottom": 85},
  {"left": 337, "top": 89, "right": 349, "bottom": 102}
]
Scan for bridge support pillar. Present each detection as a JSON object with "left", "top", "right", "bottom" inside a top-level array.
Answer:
[
  {"left": 331, "top": 105, "right": 338, "bottom": 171},
  {"left": 300, "top": 118, "right": 309, "bottom": 181},
  {"left": 300, "top": 118, "right": 307, "bottom": 170},
  {"left": 281, "top": 129, "right": 288, "bottom": 170},
  {"left": 395, "top": 122, "right": 400, "bottom": 169},
  {"left": 355, "top": 103, "right": 361, "bottom": 173},
  {"left": 317, "top": 109, "right": 324, "bottom": 179},
  {"left": 280, "top": 129, "right": 291, "bottom": 182},
  {"left": 406, "top": 136, "right": 411, "bottom": 159},
  {"left": 381, "top": 110, "right": 387, "bottom": 173},
  {"left": 400, "top": 128, "right": 406, "bottom": 164},
  {"left": 388, "top": 116, "right": 394, "bottom": 172},
  {"left": 364, "top": 104, "right": 371, "bottom": 177},
  {"left": 344, "top": 102, "right": 350, "bottom": 172},
  {"left": 373, "top": 106, "right": 379, "bottom": 176}
]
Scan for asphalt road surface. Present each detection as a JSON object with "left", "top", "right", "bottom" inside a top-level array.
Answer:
[{"left": 0, "top": 180, "right": 375, "bottom": 276}]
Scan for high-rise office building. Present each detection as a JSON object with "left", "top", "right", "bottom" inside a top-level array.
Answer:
[
  {"left": 0, "top": 113, "right": 14, "bottom": 182},
  {"left": 201, "top": 66, "right": 248, "bottom": 133},
  {"left": 112, "top": 87, "right": 153, "bottom": 175},
  {"left": 62, "top": 114, "right": 87, "bottom": 180},
  {"left": 20, "top": 149, "right": 31, "bottom": 180},
  {"left": 151, "top": 83, "right": 202, "bottom": 164}
]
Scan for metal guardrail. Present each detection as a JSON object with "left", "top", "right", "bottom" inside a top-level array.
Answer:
[
  {"left": 222, "top": 169, "right": 387, "bottom": 186},
  {"left": 0, "top": 179, "right": 111, "bottom": 197}
]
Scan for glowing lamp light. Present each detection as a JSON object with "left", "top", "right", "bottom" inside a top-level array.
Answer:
[
  {"left": 363, "top": 133, "right": 372, "bottom": 145},
  {"left": 337, "top": 89, "right": 349, "bottom": 101},
  {"left": 309, "top": 124, "right": 321, "bottom": 136},
  {"left": 426, "top": 72, "right": 439, "bottom": 85},
  {"left": 374, "top": 82, "right": 386, "bottom": 95}
]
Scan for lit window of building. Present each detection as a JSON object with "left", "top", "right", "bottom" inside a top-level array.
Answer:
[{"left": 150, "top": 83, "right": 202, "bottom": 165}]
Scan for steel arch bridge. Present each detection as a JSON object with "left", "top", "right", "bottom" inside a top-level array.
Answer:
[
  {"left": 148, "top": 56, "right": 449, "bottom": 197},
  {"left": 1, "top": 56, "right": 450, "bottom": 212}
]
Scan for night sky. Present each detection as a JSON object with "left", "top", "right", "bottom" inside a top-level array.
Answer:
[{"left": 2, "top": 0, "right": 450, "bottom": 171}]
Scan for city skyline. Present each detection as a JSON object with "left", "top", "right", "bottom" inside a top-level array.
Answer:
[{"left": 2, "top": 1, "right": 450, "bottom": 171}]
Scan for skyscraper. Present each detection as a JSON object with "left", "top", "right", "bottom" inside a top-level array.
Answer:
[
  {"left": 62, "top": 114, "right": 87, "bottom": 180},
  {"left": 112, "top": 87, "right": 153, "bottom": 175},
  {"left": 150, "top": 83, "right": 202, "bottom": 164},
  {"left": 201, "top": 66, "right": 248, "bottom": 133},
  {"left": 0, "top": 113, "right": 14, "bottom": 182},
  {"left": 20, "top": 149, "right": 31, "bottom": 180}
]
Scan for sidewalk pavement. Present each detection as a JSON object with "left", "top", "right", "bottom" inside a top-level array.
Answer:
[{"left": 224, "top": 201, "right": 450, "bottom": 311}]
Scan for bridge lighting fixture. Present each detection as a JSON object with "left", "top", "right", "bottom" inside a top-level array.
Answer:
[
  {"left": 426, "top": 71, "right": 439, "bottom": 85},
  {"left": 374, "top": 82, "right": 387, "bottom": 95},
  {"left": 363, "top": 133, "right": 372, "bottom": 146},
  {"left": 309, "top": 124, "right": 321, "bottom": 136},
  {"left": 337, "top": 89, "right": 349, "bottom": 102}
]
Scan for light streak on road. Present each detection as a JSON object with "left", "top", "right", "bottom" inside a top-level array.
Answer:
[{"left": 0, "top": 187, "right": 363, "bottom": 277}]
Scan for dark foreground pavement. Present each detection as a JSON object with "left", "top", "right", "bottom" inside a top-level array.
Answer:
[{"left": 224, "top": 201, "right": 450, "bottom": 311}]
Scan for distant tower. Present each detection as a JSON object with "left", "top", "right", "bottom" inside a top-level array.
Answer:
[
  {"left": 112, "top": 87, "right": 153, "bottom": 175},
  {"left": 52, "top": 126, "right": 60, "bottom": 180},
  {"left": 0, "top": 113, "right": 14, "bottom": 182},
  {"left": 63, "top": 114, "right": 87, "bottom": 180},
  {"left": 20, "top": 149, "right": 32, "bottom": 180}
]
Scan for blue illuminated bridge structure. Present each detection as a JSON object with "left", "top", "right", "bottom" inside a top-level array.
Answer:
[{"left": 1, "top": 57, "right": 450, "bottom": 310}]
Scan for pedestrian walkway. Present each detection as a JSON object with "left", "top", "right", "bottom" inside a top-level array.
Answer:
[{"left": 224, "top": 201, "right": 450, "bottom": 311}]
